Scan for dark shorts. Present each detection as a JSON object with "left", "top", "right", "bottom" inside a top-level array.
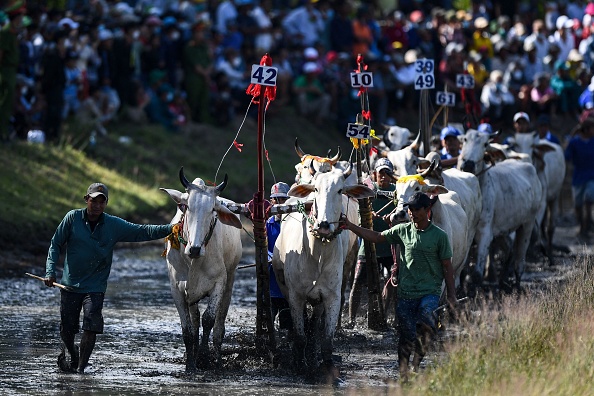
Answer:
[
  {"left": 396, "top": 295, "right": 440, "bottom": 344},
  {"left": 60, "top": 290, "right": 105, "bottom": 334},
  {"left": 573, "top": 180, "right": 594, "bottom": 207}
]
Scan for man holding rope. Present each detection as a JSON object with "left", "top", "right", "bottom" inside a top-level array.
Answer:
[
  {"left": 44, "top": 182, "right": 175, "bottom": 374},
  {"left": 340, "top": 191, "right": 456, "bottom": 381}
]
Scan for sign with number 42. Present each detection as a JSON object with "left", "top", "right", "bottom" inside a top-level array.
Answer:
[
  {"left": 250, "top": 65, "right": 278, "bottom": 86},
  {"left": 346, "top": 123, "right": 371, "bottom": 139},
  {"left": 436, "top": 91, "right": 456, "bottom": 107}
]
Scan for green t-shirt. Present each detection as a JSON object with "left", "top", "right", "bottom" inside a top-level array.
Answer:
[
  {"left": 0, "top": 23, "right": 19, "bottom": 71},
  {"left": 382, "top": 222, "right": 452, "bottom": 299},
  {"left": 358, "top": 182, "right": 395, "bottom": 258}
]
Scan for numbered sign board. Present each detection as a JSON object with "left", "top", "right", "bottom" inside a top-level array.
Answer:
[
  {"left": 436, "top": 91, "right": 456, "bottom": 107},
  {"left": 250, "top": 64, "right": 278, "bottom": 86},
  {"left": 414, "top": 59, "right": 435, "bottom": 90},
  {"left": 350, "top": 72, "right": 374, "bottom": 88},
  {"left": 346, "top": 123, "right": 371, "bottom": 140},
  {"left": 456, "top": 74, "right": 475, "bottom": 89}
]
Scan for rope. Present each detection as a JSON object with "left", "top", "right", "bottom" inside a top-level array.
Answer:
[{"left": 215, "top": 100, "right": 253, "bottom": 184}]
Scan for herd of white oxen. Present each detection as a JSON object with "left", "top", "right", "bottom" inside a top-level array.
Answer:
[{"left": 158, "top": 124, "right": 566, "bottom": 374}]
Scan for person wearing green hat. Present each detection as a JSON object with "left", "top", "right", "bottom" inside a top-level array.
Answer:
[
  {"left": 0, "top": 2, "right": 25, "bottom": 141},
  {"left": 550, "top": 59, "right": 581, "bottom": 116}
]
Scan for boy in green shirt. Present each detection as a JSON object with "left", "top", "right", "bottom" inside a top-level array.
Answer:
[{"left": 341, "top": 191, "right": 456, "bottom": 381}]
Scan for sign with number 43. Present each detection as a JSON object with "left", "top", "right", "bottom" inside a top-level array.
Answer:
[
  {"left": 456, "top": 74, "right": 475, "bottom": 89},
  {"left": 250, "top": 64, "right": 278, "bottom": 86},
  {"left": 436, "top": 91, "right": 456, "bottom": 107},
  {"left": 346, "top": 123, "right": 371, "bottom": 139}
]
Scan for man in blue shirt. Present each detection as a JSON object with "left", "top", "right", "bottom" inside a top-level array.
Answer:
[
  {"left": 266, "top": 182, "right": 292, "bottom": 331},
  {"left": 44, "top": 183, "right": 175, "bottom": 374},
  {"left": 565, "top": 117, "right": 594, "bottom": 239},
  {"left": 535, "top": 114, "right": 561, "bottom": 145}
]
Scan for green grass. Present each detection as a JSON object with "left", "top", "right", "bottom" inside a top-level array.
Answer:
[
  {"left": 0, "top": 106, "right": 346, "bottom": 248},
  {"left": 405, "top": 256, "right": 594, "bottom": 395}
]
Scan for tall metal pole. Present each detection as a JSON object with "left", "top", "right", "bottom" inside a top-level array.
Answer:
[{"left": 254, "top": 74, "right": 276, "bottom": 355}]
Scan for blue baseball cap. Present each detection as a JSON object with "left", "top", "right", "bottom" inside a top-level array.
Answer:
[
  {"left": 477, "top": 123, "right": 493, "bottom": 133},
  {"left": 440, "top": 126, "right": 461, "bottom": 140}
]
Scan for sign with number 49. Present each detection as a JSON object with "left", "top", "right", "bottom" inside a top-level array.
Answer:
[
  {"left": 436, "top": 91, "right": 456, "bottom": 107},
  {"left": 414, "top": 59, "right": 435, "bottom": 90},
  {"left": 346, "top": 123, "right": 371, "bottom": 139},
  {"left": 250, "top": 64, "right": 278, "bottom": 86}
]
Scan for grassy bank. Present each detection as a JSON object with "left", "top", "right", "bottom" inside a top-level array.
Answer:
[
  {"left": 400, "top": 255, "right": 594, "bottom": 395},
  {"left": 0, "top": 106, "right": 345, "bottom": 251}
]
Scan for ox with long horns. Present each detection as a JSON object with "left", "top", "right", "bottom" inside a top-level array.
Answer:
[
  {"left": 160, "top": 168, "right": 243, "bottom": 372},
  {"left": 272, "top": 165, "right": 375, "bottom": 375}
]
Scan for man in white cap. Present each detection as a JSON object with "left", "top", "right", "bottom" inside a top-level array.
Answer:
[
  {"left": 293, "top": 62, "right": 331, "bottom": 126},
  {"left": 513, "top": 111, "right": 532, "bottom": 133},
  {"left": 266, "top": 182, "right": 293, "bottom": 331}
]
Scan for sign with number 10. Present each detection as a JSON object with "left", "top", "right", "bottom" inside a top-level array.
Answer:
[{"left": 350, "top": 72, "right": 374, "bottom": 88}]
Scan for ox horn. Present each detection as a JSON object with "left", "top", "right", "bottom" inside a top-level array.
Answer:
[
  {"left": 410, "top": 132, "right": 422, "bottom": 150},
  {"left": 216, "top": 174, "right": 228, "bottom": 193},
  {"left": 329, "top": 146, "right": 341, "bottom": 165},
  {"left": 489, "top": 130, "right": 501, "bottom": 141},
  {"left": 343, "top": 162, "right": 353, "bottom": 179},
  {"left": 294, "top": 138, "right": 307, "bottom": 159},
  {"left": 179, "top": 167, "right": 191, "bottom": 189},
  {"left": 419, "top": 159, "right": 437, "bottom": 178}
]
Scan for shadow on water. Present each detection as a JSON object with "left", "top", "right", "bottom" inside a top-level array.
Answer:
[{"left": 1, "top": 244, "right": 382, "bottom": 395}]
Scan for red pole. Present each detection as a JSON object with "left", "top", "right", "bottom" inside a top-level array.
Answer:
[{"left": 251, "top": 58, "right": 276, "bottom": 355}]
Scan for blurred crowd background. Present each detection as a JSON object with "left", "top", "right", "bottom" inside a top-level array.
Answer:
[{"left": 1, "top": 0, "right": 593, "bottom": 143}]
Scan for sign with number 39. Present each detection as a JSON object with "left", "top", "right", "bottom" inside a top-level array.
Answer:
[{"left": 250, "top": 65, "right": 278, "bottom": 86}]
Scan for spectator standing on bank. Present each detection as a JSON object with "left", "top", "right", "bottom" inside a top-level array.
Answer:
[
  {"left": 0, "top": 2, "right": 26, "bottom": 141},
  {"left": 282, "top": 0, "right": 325, "bottom": 48},
  {"left": 40, "top": 30, "right": 67, "bottom": 142},
  {"left": 182, "top": 23, "right": 213, "bottom": 124}
]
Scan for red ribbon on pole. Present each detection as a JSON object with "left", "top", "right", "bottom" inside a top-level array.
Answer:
[
  {"left": 233, "top": 140, "right": 243, "bottom": 152},
  {"left": 246, "top": 54, "right": 277, "bottom": 106}
]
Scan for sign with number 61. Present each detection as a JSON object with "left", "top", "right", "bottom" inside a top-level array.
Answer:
[
  {"left": 346, "top": 123, "right": 371, "bottom": 139},
  {"left": 250, "top": 64, "right": 278, "bottom": 86},
  {"left": 436, "top": 91, "right": 456, "bottom": 107}
]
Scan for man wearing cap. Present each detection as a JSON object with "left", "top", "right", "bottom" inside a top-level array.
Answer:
[
  {"left": 0, "top": 1, "right": 26, "bottom": 141},
  {"left": 513, "top": 111, "right": 532, "bottom": 133},
  {"left": 439, "top": 126, "right": 462, "bottom": 168},
  {"left": 341, "top": 191, "right": 456, "bottom": 381},
  {"left": 565, "top": 117, "right": 594, "bottom": 239},
  {"left": 348, "top": 158, "right": 396, "bottom": 327},
  {"left": 266, "top": 182, "right": 292, "bottom": 331},
  {"left": 44, "top": 183, "right": 176, "bottom": 374},
  {"left": 535, "top": 114, "right": 561, "bottom": 145},
  {"left": 293, "top": 61, "right": 331, "bottom": 126}
]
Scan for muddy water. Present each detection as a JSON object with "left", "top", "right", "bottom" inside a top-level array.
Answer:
[
  {"left": 0, "top": 244, "right": 394, "bottom": 395},
  {"left": 1, "top": 219, "right": 590, "bottom": 395}
]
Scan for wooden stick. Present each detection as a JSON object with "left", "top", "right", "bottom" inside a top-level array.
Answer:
[
  {"left": 237, "top": 263, "right": 256, "bottom": 270},
  {"left": 25, "top": 272, "right": 71, "bottom": 290}
]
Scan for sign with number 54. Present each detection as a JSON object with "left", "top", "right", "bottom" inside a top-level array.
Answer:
[
  {"left": 250, "top": 65, "right": 278, "bottom": 86},
  {"left": 436, "top": 91, "right": 456, "bottom": 107},
  {"left": 346, "top": 123, "right": 371, "bottom": 139}
]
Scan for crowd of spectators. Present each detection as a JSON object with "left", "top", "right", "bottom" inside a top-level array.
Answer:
[{"left": 3, "top": 0, "right": 594, "bottom": 144}]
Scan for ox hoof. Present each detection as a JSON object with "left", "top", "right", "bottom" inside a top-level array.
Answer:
[{"left": 320, "top": 361, "right": 341, "bottom": 386}]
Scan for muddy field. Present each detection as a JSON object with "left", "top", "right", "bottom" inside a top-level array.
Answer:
[{"left": 0, "top": 212, "right": 592, "bottom": 395}]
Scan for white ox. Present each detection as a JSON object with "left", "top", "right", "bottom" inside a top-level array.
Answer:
[
  {"left": 458, "top": 129, "right": 543, "bottom": 288},
  {"left": 507, "top": 133, "right": 566, "bottom": 264},
  {"left": 272, "top": 167, "right": 374, "bottom": 372},
  {"left": 390, "top": 173, "right": 471, "bottom": 291},
  {"left": 161, "top": 169, "right": 243, "bottom": 372},
  {"left": 293, "top": 141, "right": 362, "bottom": 323}
]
